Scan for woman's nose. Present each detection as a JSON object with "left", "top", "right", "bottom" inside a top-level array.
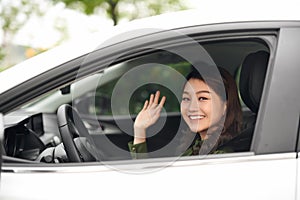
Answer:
[{"left": 188, "top": 98, "right": 199, "bottom": 111}]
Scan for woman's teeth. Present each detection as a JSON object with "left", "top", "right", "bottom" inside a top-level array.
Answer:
[{"left": 189, "top": 115, "right": 204, "bottom": 120}]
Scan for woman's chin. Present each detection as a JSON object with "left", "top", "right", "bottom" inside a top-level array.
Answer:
[{"left": 189, "top": 126, "right": 203, "bottom": 133}]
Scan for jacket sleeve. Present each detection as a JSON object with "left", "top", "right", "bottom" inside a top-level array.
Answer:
[
  {"left": 128, "top": 141, "right": 148, "bottom": 159},
  {"left": 213, "top": 146, "right": 234, "bottom": 154}
]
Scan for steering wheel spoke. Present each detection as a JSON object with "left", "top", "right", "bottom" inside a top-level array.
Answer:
[{"left": 57, "top": 104, "right": 99, "bottom": 162}]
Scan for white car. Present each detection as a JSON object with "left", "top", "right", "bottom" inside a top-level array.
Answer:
[{"left": 1, "top": 3, "right": 300, "bottom": 200}]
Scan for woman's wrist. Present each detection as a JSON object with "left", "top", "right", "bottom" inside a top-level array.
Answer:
[
  {"left": 133, "top": 126, "right": 146, "bottom": 144},
  {"left": 133, "top": 137, "right": 146, "bottom": 145}
]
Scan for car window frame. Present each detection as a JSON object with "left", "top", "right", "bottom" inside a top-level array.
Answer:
[
  {"left": 0, "top": 21, "right": 285, "bottom": 113},
  {"left": 253, "top": 26, "right": 300, "bottom": 154}
]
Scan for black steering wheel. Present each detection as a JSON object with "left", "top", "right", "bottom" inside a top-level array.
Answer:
[{"left": 57, "top": 104, "right": 100, "bottom": 162}]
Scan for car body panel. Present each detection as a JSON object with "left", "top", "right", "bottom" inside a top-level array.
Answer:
[
  {"left": 0, "top": 153, "right": 296, "bottom": 200},
  {"left": 250, "top": 27, "right": 300, "bottom": 154}
]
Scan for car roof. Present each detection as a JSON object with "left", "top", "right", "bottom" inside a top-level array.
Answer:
[{"left": 1, "top": 2, "right": 300, "bottom": 94}]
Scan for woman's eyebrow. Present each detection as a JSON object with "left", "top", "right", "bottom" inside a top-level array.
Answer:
[
  {"left": 183, "top": 90, "right": 210, "bottom": 95},
  {"left": 196, "top": 90, "right": 210, "bottom": 94}
]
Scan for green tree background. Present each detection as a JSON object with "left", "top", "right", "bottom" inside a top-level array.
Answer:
[
  {"left": 53, "top": 0, "right": 187, "bottom": 25},
  {"left": 0, "top": 0, "right": 44, "bottom": 71},
  {"left": 0, "top": 0, "right": 188, "bottom": 71}
]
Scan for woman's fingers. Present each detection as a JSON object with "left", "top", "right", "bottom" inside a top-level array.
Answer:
[
  {"left": 154, "top": 96, "right": 166, "bottom": 115},
  {"left": 148, "top": 94, "right": 154, "bottom": 107},
  {"left": 153, "top": 91, "right": 160, "bottom": 104},
  {"left": 150, "top": 91, "right": 161, "bottom": 108},
  {"left": 135, "top": 91, "right": 166, "bottom": 130},
  {"left": 146, "top": 91, "right": 166, "bottom": 110},
  {"left": 159, "top": 96, "right": 166, "bottom": 108},
  {"left": 142, "top": 100, "right": 149, "bottom": 110}
]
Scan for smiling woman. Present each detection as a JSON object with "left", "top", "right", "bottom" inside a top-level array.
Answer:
[
  {"left": 180, "top": 67, "right": 243, "bottom": 154},
  {"left": 129, "top": 65, "right": 242, "bottom": 158}
]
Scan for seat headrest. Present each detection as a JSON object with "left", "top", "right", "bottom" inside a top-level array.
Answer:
[{"left": 239, "top": 50, "right": 269, "bottom": 113}]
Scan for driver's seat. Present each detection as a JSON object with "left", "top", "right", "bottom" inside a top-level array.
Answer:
[{"left": 219, "top": 50, "right": 270, "bottom": 152}]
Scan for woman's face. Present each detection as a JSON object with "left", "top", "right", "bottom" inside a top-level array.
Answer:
[{"left": 180, "top": 78, "right": 227, "bottom": 138}]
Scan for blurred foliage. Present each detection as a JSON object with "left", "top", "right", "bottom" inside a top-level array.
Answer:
[
  {"left": 0, "top": 0, "right": 41, "bottom": 36},
  {"left": 53, "top": 0, "right": 188, "bottom": 25},
  {"left": 0, "top": 0, "right": 44, "bottom": 69},
  {"left": 25, "top": 47, "right": 47, "bottom": 58},
  {"left": 0, "top": 0, "right": 188, "bottom": 71}
]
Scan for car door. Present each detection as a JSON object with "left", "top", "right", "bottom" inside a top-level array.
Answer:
[
  {"left": 0, "top": 22, "right": 299, "bottom": 200},
  {"left": 0, "top": 113, "right": 3, "bottom": 174}
]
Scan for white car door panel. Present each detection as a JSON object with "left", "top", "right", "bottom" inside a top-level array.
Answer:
[{"left": 0, "top": 153, "right": 297, "bottom": 200}]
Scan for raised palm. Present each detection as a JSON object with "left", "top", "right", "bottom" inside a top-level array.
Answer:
[{"left": 134, "top": 91, "right": 166, "bottom": 130}]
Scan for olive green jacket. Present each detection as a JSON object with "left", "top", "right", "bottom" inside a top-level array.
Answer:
[{"left": 128, "top": 138, "right": 232, "bottom": 159}]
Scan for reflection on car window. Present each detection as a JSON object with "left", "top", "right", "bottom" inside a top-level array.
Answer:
[
  {"left": 78, "top": 58, "right": 191, "bottom": 116},
  {"left": 72, "top": 39, "right": 270, "bottom": 160},
  {"left": 3, "top": 38, "right": 270, "bottom": 164}
]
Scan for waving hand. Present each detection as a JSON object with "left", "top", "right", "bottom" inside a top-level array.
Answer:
[{"left": 133, "top": 91, "right": 166, "bottom": 144}]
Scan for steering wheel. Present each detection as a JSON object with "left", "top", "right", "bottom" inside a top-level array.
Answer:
[{"left": 57, "top": 104, "right": 100, "bottom": 162}]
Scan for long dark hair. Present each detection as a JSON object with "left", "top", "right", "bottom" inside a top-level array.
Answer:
[{"left": 178, "top": 66, "right": 242, "bottom": 155}]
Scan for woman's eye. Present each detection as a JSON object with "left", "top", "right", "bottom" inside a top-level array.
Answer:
[
  {"left": 182, "top": 97, "right": 190, "bottom": 102},
  {"left": 199, "top": 97, "right": 208, "bottom": 101}
]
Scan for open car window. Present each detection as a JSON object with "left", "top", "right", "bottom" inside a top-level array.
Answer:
[{"left": 2, "top": 36, "right": 271, "bottom": 164}]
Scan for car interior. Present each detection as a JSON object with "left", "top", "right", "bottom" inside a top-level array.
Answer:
[{"left": 1, "top": 38, "right": 271, "bottom": 163}]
